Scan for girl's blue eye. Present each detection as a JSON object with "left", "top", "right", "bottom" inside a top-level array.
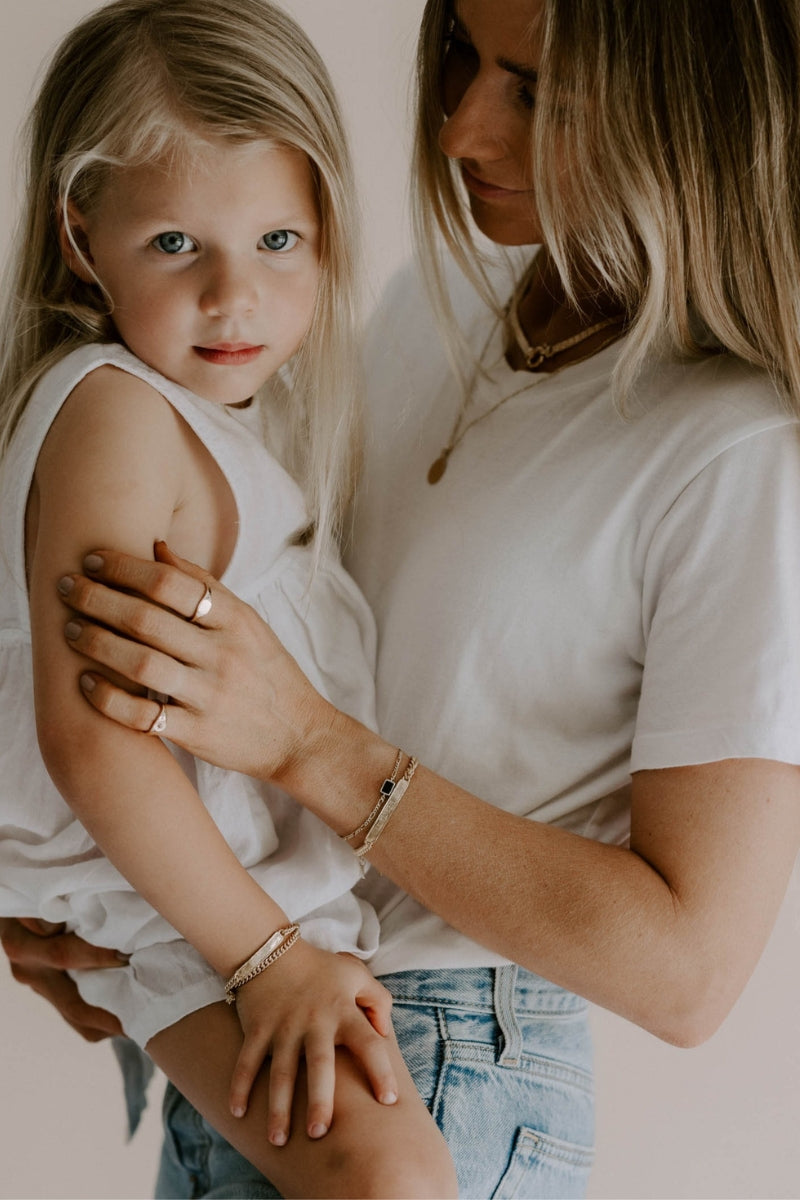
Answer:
[
  {"left": 153, "top": 231, "right": 195, "bottom": 254},
  {"left": 260, "top": 230, "right": 298, "bottom": 252}
]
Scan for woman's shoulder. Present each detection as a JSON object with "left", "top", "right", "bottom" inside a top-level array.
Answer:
[{"left": 631, "top": 350, "right": 798, "bottom": 456}]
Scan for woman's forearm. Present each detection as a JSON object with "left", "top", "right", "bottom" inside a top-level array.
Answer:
[{"left": 277, "top": 711, "right": 800, "bottom": 1045}]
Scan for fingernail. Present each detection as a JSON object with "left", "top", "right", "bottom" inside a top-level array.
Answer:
[
  {"left": 84, "top": 554, "right": 104, "bottom": 573},
  {"left": 269, "top": 1130, "right": 287, "bottom": 1147},
  {"left": 57, "top": 576, "right": 74, "bottom": 596},
  {"left": 80, "top": 674, "right": 96, "bottom": 692},
  {"left": 308, "top": 1123, "right": 328, "bottom": 1139},
  {"left": 115, "top": 951, "right": 130, "bottom": 963},
  {"left": 65, "top": 621, "right": 82, "bottom": 640},
  {"left": 231, "top": 1105, "right": 245, "bottom": 1119},
  {"left": 381, "top": 1091, "right": 398, "bottom": 1106}
]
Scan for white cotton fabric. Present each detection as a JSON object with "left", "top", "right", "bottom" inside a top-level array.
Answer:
[
  {"left": 0, "top": 343, "right": 379, "bottom": 1047},
  {"left": 348, "top": 262, "right": 800, "bottom": 977}
]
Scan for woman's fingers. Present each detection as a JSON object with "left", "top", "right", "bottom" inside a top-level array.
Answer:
[
  {"left": 0, "top": 918, "right": 125, "bottom": 972},
  {"left": 0, "top": 920, "right": 124, "bottom": 1042},
  {"left": 86, "top": 542, "right": 216, "bottom": 623},
  {"left": 65, "top": 618, "right": 192, "bottom": 701},
  {"left": 79, "top": 674, "right": 185, "bottom": 737}
]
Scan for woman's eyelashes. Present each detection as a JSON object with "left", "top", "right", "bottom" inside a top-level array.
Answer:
[
  {"left": 442, "top": 31, "right": 536, "bottom": 113},
  {"left": 516, "top": 80, "right": 535, "bottom": 111},
  {"left": 150, "top": 229, "right": 300, "bottom": 254}
]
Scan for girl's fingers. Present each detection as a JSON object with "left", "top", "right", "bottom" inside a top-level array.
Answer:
[
  {"left": 265, "top": 1041, "right": 301, "bottom": 1146},
  {"left": 356, "top": 978, "right": 394, "bottom": 1037},
  {"left": 229, "top": 1032, "right": 270, "bottom": 1121},
  {"left": 302, "top": 1031, "right": 336, "bottom": 1139},
  {"left": 345, "top": 1021, "right": 399, "bottom": 1107}
]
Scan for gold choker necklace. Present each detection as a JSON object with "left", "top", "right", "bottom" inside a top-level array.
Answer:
[{"left": 428, "top": 272, "right": 626, "bottom": 485}]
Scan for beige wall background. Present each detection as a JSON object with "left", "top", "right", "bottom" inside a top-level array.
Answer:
[{"left": 1, "top": 3, "right": 798, "bottom": 1197}]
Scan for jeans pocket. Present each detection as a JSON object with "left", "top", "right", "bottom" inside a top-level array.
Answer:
[{"left": 490, "top": 1125, "right": 594, "bottom": 1200}]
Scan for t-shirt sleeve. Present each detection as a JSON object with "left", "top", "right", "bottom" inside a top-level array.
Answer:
[{"left": 631, "top": 420, "right": 800, "bottom": 771}]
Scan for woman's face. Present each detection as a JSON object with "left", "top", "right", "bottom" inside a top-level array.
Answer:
[{"left": 439, "top": 0, "right": 544, "bottom": 246}]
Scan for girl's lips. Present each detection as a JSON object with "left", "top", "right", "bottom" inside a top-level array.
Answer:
[
  {"left": 194, "top": 345, "right": 263, "bottom": 366},
  {"left": 460, "top": 165, "right": 529, "bottom": 200}
]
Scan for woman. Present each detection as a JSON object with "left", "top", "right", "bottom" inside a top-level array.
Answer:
[{"left": 5, "top": 0, "right": 800, "bottom": 1196}]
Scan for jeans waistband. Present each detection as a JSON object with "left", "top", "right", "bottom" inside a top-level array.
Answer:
[
  {"left": 380, "top": 965, "right": 589, "bottom": 1073},
  {"left": 379, "top": 965, "right": 588, "bottom": 1017}
]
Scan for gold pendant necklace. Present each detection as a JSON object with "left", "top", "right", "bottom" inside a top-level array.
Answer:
[
  {"left": 427, "top": 356, "right": 547, "bottom": 484},
  {"left": 428, "top": 269, "right": 627, "bottom": 485}
]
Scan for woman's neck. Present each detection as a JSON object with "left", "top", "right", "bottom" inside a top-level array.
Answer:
[{"left": 505, "top": 249, "right": 627, "bottom": 374}]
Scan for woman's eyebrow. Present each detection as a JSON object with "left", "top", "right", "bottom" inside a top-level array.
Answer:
[{"left": 451, "top": 11, "right": 538, "bottom": 83}]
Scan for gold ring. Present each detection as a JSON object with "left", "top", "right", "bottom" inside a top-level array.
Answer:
[
  {"left": 147, "top": 703, "right": 168, "bottom": 736},
  {"left": 190, "top": 584, "right": 213, "bottom": 623}
]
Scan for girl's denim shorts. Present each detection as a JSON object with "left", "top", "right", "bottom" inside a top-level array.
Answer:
[{"left": 155, "top": 964, "right": 595, "bottom": 1200}]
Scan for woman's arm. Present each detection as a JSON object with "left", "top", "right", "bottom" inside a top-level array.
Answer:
[{"left": 59, "top": 546, "right": 800, "bottom": 1046}]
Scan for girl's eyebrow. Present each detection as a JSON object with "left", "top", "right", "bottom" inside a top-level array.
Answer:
[{"left": 451, "top": 12, "right": 539, "bottom": 84}]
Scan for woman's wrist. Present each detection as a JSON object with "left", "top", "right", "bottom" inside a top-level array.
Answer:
[{"left": 274, "top": 704, "right": 401, "bottom": 837}]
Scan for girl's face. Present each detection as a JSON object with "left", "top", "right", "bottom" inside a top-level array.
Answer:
[
  {"left": 439, "top": 0, "right": 543, "bottom": 246},
  {"left": 64, "top": 140, "right": 321, "bottom": 406}
]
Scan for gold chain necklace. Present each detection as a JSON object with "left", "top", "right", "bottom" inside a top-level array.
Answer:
[{"left": 427, "top": 279, "right": 626, "bottom": 485}]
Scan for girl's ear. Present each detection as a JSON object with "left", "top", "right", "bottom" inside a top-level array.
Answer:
[{"left": 57, "top": 200, "right": 96, "bottom": 283}]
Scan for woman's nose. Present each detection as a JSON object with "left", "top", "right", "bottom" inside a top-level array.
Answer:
[
  {"left": 439, "top": 70, "right": 510, "bottom": 163},
  {"left": 200, "top": 255, "right": 258, "bottom": 318}
]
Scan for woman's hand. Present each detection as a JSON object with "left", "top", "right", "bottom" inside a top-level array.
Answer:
[
  {"left": 0, "top": 918, "right": 124, "bottom": 1041},
  {"left": 229, "top": 941, "right": 397, "bottom": 1145},
  {"left": 57, "top": 542, "right": 333, "bottom": 785}
]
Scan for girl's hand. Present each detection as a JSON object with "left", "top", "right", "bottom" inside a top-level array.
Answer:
[
  {"left": 57, "top": 542, "right": 331, "bottom": 785},
  {"left": 229, "top": 940, "right": 397, "bottom": 1146}
]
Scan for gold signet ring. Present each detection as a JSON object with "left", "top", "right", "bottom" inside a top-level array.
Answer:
[{"left": 190, "top": 584, "right": 213, "bottom": 623}]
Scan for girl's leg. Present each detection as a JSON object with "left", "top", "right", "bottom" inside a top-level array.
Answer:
[{"left": 147, "top": 1000, "right": 457, "bottom": 1200}]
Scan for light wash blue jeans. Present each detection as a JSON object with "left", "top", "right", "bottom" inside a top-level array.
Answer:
[{"left": 153, "top": 965, "right": 595, "bottom": 1200}]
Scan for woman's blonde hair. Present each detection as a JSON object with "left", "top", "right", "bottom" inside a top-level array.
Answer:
[
  {"left": 0, "top": 0, "right": 361, "bottom": 554},
  {"left": 414, "top": 0, "right": 800, "bottom": 410}
]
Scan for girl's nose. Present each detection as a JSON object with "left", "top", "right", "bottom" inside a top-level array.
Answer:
[{"left": 200, "top": 256, "right": 258, "bottom": 318}]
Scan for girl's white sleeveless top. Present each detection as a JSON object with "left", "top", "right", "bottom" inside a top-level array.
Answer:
[{"left": 0, "top": 343, "right": 379, "bottom": 1046}]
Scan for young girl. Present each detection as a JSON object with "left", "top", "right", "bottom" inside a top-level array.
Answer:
[{"left": 0, "top": 1, "right": 456, "bottom": 1195}]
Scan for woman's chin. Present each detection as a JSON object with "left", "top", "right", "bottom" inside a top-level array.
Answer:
[{"left": 468, "top": 197, "right": 542, "bottom": 248}]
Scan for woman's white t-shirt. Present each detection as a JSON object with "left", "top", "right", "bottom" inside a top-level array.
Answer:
[{"left": 348, "top": 263, "right": 800, "bottom": 977}]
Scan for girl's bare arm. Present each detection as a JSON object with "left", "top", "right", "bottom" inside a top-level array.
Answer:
[{"left": 29, "top": 371, "right": 398, "bottom": 1131}]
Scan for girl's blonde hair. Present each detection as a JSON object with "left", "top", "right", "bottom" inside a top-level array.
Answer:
[
  {"left": 414, "top": 0, "right": 800, "bottom": 410},
  {"left": 0, "top": 0, "right": 361, "bottom": 554}
]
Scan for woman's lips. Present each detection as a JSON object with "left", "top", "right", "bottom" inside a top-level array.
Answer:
[
  {"left": 194, "top": 344, "right": 263, "bottom": 366},
  {"left": 460, "top": 165, "right": 529, "bottom": 200}
]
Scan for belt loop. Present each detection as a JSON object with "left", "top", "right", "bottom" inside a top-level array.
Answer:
[{"left": 493, "top": 964, "right": 523, "bottom": 1067}]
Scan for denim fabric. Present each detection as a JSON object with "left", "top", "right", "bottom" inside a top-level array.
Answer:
[{"left": 154, "top": 965, "right": 594, "bottom": 1200}]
